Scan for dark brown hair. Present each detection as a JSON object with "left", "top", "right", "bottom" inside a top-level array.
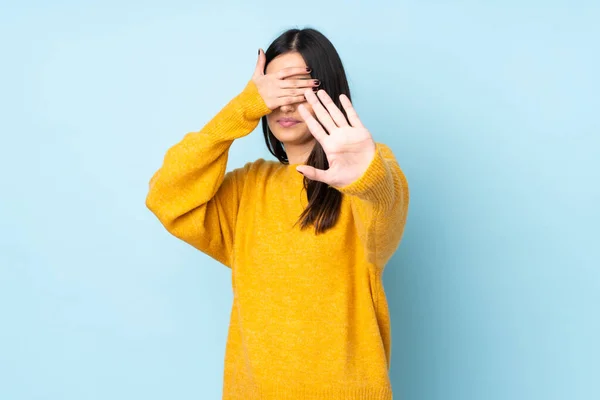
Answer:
[{"left": 261, "top": 28, "right": 352, "bottom": 234}]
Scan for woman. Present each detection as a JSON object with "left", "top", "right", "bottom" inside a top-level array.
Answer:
[{"left": 146, "top": 27, "right": 409, "bottom": 400}]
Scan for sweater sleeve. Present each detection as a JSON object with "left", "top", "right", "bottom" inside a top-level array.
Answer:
[
  {"left": 334, "top": 142, "right": 410, "bottom": 271},
  {"left": 145, "top": 79, "right": 272, "bottom": 267}
]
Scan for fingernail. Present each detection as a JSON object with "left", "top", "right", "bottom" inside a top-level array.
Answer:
[
  {"left": 258, "top": 49, "right": 260, "bottom": 55},
  {"left": 314, "top": 79, "right": 320, "bottom": 86},
  {"left": 306, "top": 67, "right": 311, "bottom": 72}
]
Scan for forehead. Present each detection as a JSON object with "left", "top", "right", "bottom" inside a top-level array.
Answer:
[{"left": 265, "top": 52, "right": 308, "bottom": 75}]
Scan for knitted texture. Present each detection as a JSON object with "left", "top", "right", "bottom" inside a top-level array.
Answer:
[{"left": 146, "top": 80, "right": 410, "bottom": 400}]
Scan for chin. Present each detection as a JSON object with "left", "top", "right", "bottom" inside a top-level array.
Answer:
[{"left": 271, "top": 129, "right": 311, "bottom": 144}]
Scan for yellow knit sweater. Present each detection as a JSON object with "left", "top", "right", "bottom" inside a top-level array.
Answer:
[{"left": 146, "top": 80, "right": 409, "bottom": 400}]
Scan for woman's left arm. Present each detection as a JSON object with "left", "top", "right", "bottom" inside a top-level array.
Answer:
[
  {"left": 337, "top": 143, "right": 409, "bottom": 269},
  {"left": 296, "top": 89, "right": 410, "bottom": 270}
]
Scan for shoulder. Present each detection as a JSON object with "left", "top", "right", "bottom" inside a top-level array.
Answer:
[{"left": 227, "top": 158, "right": 283, "bottom": 181}]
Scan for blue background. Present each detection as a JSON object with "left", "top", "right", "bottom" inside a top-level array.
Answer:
[{"left": 1, "top": 1, "right": 598, "bottom": 399}]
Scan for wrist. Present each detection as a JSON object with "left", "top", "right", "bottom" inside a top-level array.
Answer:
[{"left": 238, "top": 80, "right": 272, "bottom": 120}]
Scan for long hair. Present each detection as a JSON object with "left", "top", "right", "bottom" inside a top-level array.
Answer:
[{"left": 261, "top": 28, "right": 352, "bottom": 235}]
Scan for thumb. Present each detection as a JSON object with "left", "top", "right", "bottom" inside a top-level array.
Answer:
[
  {"left": 253, "top": 48, "right": 266, "bottom": 77},
  {"left": 295, "top": 165, "right": 331, "bottom": 184}
]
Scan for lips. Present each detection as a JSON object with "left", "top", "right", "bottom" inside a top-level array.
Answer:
[{"left": 278, "top": 117, "right": 301, "bottom": 128}]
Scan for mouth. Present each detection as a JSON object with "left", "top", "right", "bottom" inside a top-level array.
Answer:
[{"left": 278, "top": 118, "right": 301, "bottom": 128}]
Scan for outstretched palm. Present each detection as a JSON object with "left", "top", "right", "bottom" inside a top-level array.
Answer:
[{"left": 296, "top": 89, "right": 376, "bottom": 188}]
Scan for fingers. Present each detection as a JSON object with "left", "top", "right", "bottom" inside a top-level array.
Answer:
[
  {"left": 339, "top": 94, "right": 364, "bottom": 128},
  {"left": 295, "top": 165, "right": 332, "bottom": 185},
  {"left": 279, "top": 78, "right": 320, "bottom": 89},
  {"left": 253, "top": 48, "right": 266, "bottom": 77},
  {"left": 298, "top": 103, "right": 329, "bottom": 144},
  {"left": 302, "top": 89, "right": 338, "bottom": 133},
  {"left": 316, "top": 90, "right": 349, "bottom": 128},
  {"left": 275, "top": 95, "right": 306, "bottom": 107},
  {"left": 276, "top": 66, "right": 312, "bottom": 80},
  {"left": 277, "top": 87, "right": 318, "bottom": 97}
]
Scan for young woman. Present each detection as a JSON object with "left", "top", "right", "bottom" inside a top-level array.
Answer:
[{"left": 146, "top": 28, "right": 409, "bottom": 400}]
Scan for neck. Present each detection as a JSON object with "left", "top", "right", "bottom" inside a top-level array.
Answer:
[{"left": 283, "top": 138, "right": 317, "bottom": 165}]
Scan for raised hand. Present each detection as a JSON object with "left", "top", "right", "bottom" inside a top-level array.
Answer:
[
  {"left": 252, "top": 48, "right": 320, "bottom": 110},
  {"left": 296, "top": 89, "right": 377, "bottom": 188}
]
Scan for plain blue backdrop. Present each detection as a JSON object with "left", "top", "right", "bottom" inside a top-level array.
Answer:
[{"left": 1, "top": 1, "right": 598, "bottom": 399}]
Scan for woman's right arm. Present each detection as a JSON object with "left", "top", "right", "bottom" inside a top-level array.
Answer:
[
  {"left": 145, "top": 79, "right": 271, "bottom": 267},
  {"left": 146, "top": 50, "right": 317, "bottom": 267}
]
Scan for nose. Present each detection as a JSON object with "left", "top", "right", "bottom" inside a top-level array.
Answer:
[{"left": 279, "top": 102, "right": 296, "bottom": 113}]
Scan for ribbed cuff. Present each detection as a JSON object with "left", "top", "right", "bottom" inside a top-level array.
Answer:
[
  {"left": 336, "top": 143, "right": 394, "bottom": 209},
  {"left": 236, "top": 79, "right": 273, "bottom": 121}
]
